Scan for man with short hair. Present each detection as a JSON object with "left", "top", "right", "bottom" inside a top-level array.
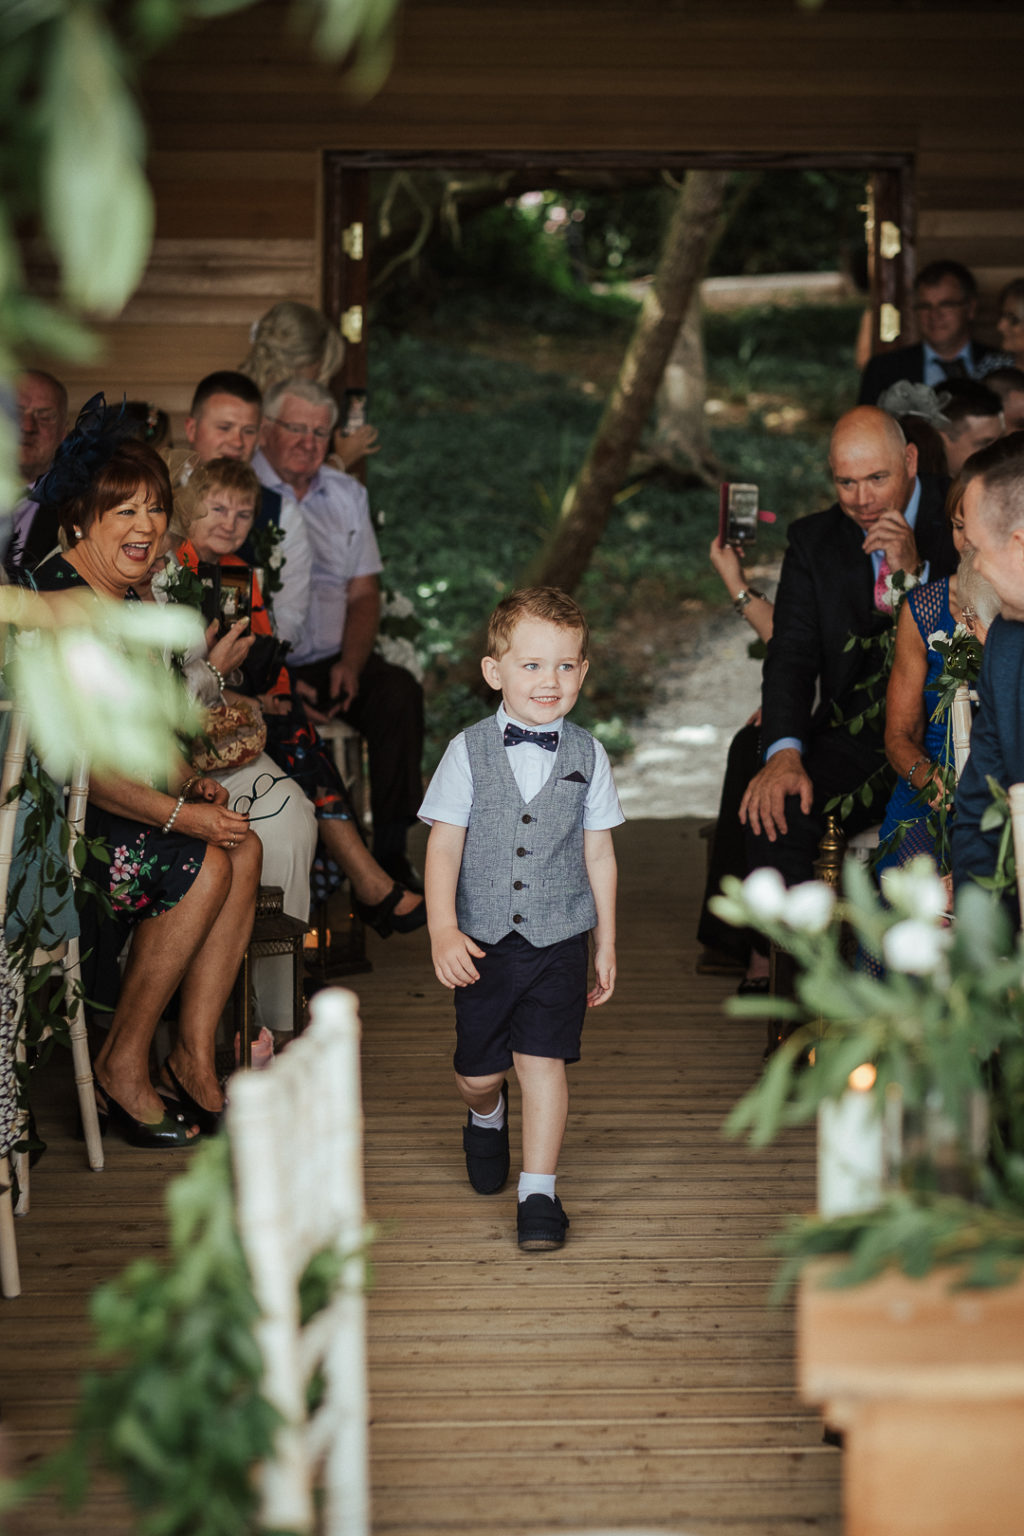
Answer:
[
  {"left": 858, "top": 260, "right": 1001, "bottom": 405},
  {"left": 253, "top": 377, "right": 425, "bottom": 887},
  {"left": 5, "top": 370, "right": 69, "bottom": 572},
  {"left": 740, "top": 405, "right": 958, "bottom": 888},
  {"left": 183, "top": 370, "right": 262, "bottom": 463},
  {"left": 953, "top": 433, "right": 1024, "bottom": 895},
  {"left": 936, "top": 378, "right": 1003, "bottom": 474},
  {"left": 180, "top": 370, "right": 311, "bottom": 649}
]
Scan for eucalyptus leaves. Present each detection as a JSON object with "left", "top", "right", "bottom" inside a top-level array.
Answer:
[
  {"left": 714, "top": 858, "right": 1024, "bottom": 1291},
  {"left": 0, "top": 0, "right": 400, "bottom": 509}
]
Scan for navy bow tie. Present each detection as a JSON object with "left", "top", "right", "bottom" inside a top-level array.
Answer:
[{"left": 503, "top": 722, "right": 559, "bottom": 752}]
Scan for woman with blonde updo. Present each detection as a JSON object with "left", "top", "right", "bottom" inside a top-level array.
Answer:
[{"left": 239, "top": 300, "right": 378, "bottom": 471}]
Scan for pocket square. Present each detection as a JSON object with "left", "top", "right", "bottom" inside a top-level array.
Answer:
[{"left": 560, "top": 770, "right": 588, "bottom": 784}]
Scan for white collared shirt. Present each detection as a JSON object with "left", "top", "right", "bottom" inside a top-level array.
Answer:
[
  {"left": 419, "top": 704, "right": 624, "bottom": 829},
  {"left": 252, "top": 450, "right": 382, "bottom": 666}
]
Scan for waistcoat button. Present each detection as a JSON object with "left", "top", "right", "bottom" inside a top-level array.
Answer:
[
  {"left": 512, "top": 913, "right": 524, "bottom": 923},
  {"left": 516, "top": 846, "right": 526, "bottom": 856},
  {"left": 513, "top": 880, "right": 523, "bottom": 890},
  {"left": 522, "top": 813, "right": 532, "bottom": 823}
]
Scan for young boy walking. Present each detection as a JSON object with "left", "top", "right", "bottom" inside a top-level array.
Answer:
[{"left": 419, "top": 587, "right": 622, "bottom": 1251}]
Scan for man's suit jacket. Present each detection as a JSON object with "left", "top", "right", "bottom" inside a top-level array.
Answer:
[
  {"left": 761, "top": 474, "right": 958, "bottom": 753},
  {"left": 857, "top": 340, "right": 1002, "bottom": 406},
  {"left": 953, "top": 615, "right": 1024, "bottom": 891}
]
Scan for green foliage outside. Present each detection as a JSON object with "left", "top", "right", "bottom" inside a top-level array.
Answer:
[
  {"left": 418, "top": 169, "right": 865, "bottom": 291},
  {"left": 368, "top": 293, "right": 862, "bottom": 766}
]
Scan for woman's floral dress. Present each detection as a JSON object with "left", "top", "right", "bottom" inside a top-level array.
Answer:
[{"left": 32, "top": 556, "right": 207, "bottom": 1002}]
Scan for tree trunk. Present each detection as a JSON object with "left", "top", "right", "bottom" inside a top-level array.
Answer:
[
  {"left": 646, "top": 288, "right": 720, "bottom": 482},
  {"left": 528, "top": 168, "right": 731, "bottom": 594}
]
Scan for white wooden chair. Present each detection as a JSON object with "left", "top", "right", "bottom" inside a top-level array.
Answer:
[
  {"left": 1008, "top": 783, "right": 1024, "bottom": 926},
  {"left": 0, "top": 704, "right": 104, "bottom": 1296},
  {"left": 227, "top": 985, "right": 368, "bottom": 1535},
  {"left": 951, "top": 682, "right": 975, "bottom": 781}
]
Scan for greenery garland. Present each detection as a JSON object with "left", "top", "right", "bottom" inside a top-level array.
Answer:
[
  {"left": 5, "top": 1134, "right": 367, "bottom": 1536},
  {"left": 2, "top": 742, "right": 111, "bottom": 1173}
]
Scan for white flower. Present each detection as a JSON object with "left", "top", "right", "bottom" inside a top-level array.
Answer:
[
  {"left": 268, "top": 548, "right": 284, "bottom": 570},
  {"left": 882, "top": 919, "right": 950, "bottom": 975},
  {"left": 784, "top": 881, "right": 836, "bottom": 932},
  {"left": 882, "top": 856, "right": 948, "bottom": 921},
  {"left": 150, "top": 565, "right": 171, "bottom": 595},
  {"left": 927, "top": 629, "right": 949, "bottom": 649},
  {"left": 375, "top": 634, "right": 423, "bottom": 683},
  {"left": 741, "top": 867, "right": 789, "bottom": 920},
  {"left": 384, "top": 591, "right": 415, "bottom": 618}
]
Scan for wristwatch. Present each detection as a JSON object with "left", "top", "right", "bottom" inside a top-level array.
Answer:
[{"left": 733, "top": 587, "right": 765, "bottom": 615}]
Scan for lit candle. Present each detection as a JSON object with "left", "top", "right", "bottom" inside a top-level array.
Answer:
[{"left": 817, "top": 1063, "right": 884, "bottom": 1218}]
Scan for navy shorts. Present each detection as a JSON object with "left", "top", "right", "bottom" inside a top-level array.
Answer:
[{"left": 453, "top": 930, "right": 589, "bottom": 1076}]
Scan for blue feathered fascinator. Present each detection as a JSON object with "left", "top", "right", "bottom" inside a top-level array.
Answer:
[{"left": 33, "top": 392, "right": 133, "bottom": 514}]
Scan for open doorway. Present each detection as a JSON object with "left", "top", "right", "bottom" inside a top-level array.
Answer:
[{"left": 320, "top": 153, "right": 913, "bottom": 801}]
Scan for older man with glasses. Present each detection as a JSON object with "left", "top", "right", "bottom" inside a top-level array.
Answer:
[
  {"left": 253, "top": 377, "right": 425, "bottom": 891},
  {"left": 4, "top": 370, "right": 69, "bottom": 573},
  {"left": 858, "top": 260, "right": 1001, "bottom": 406}
]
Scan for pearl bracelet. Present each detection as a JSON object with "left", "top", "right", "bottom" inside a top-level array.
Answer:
[
  {"left": 162, "top": 793, "right": 187, "bottom": 834},
  {"left": 162, "top": 776, "right": 200, "bottom": 834},
  {"left": 204, "top": 660, "right": 225, "bottom": 696}
]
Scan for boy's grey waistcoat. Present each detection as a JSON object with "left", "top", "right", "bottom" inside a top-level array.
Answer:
[{"left": 456, "top": 716, "right": 598, "bottom": 947}]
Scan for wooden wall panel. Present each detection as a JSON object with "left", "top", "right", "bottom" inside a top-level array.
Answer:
[
  {"left": 18, "top": 3, "right": 1024, "bottom": 411},
  {"left": 37, "top": 238, "right": 318, "bottom": 429}
]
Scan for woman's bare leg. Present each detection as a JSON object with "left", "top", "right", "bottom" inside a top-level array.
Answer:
[
  {"left": 93, "top": 845, "right": 234, "bottom": 1127},
  {"left": 169, "top": 831, "right": 262, "bottom": 1114},
  {"left": 319, "top": 817, "right": 422, "bottom": 916}
]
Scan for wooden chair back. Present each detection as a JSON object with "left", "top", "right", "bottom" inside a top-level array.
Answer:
[
  {"left": 1008, "top": 784, "right": 1024, "bottom": 927},
  {"left": 950, "top": 683, "right": 974, "bottom": 782},
  {"left": 227, "top": 985, "right": 368, "bottom": 1535}
]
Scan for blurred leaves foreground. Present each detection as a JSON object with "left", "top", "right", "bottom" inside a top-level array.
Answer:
[
  {"left": 0, "top": 588, "right": 203, "bottom": 782},
  {"left": 0, "top": 0, "right": 400, "bottom": 508}
]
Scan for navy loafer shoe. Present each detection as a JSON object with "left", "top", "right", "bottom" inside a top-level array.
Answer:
[
  {"left": 516, "top": 1193, "right": 569, "bottom": 1251},
  {"left": 462, "top": 1082, "right": 510, "bottom": 1194}
]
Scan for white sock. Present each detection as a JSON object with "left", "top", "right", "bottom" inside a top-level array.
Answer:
[
  {"left": 470, "top": 1091, "right": 506, "bottom": 1131},
  {"left": 518, "top": 1172, "right": 556, "bottom": 1203}
]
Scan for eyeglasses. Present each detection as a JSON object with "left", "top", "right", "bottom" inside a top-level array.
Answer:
[
  {"left": 913, "top": 299, "right": 969, "bottom": 315},
  {"left": 232, "top": 771, "right": 291, "bottom": 822},
  {"left": 999, "top": 312, "right": 1024, "bottom": 328},
  {"left": 267, "top": 417, "right": 332, "bottom": 442}
]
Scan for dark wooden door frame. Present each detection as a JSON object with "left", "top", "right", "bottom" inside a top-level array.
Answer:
[{"left": 323, "top": 149, "right": 916, "bottom": 407}]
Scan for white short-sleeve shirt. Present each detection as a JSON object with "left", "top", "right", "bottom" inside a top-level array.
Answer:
[
  {"left": 252, "top": 451, "right": 383, "bottom": 667},
  {"left": 419, "top": 705, "right": 625, "bottom": 830}
]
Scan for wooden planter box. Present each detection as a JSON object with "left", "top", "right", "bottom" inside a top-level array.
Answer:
[{"left": 798, "top": 1259, "right": 1024, "bottom": 1536}]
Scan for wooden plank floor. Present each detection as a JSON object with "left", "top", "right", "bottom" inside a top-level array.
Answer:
[{"left": 0, "top": 818, "right": 841, "bottom": 1536}]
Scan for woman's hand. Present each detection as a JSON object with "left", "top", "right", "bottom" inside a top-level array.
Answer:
[
  {"left": 176, "top": 782, "right": 250, "bottom": 848},
  {"left": 709, "top": 535, "right": 745, "bottom": 597},
  {"left": 331, "top": 423, "right": 380, "bottom": 470},
  {"left": 257, "top": 692, "right": 291, "bottom": 717},
  {"left": 207, "top": 618, "right": 254, "bottom": 677}
]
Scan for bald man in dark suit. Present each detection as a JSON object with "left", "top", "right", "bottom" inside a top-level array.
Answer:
[{"left": 741, "top": 406, "right": 958, "bottom": 888}]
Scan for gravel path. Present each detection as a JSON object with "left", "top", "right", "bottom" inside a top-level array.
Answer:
[{"left": 613, "top": 603, "right": 770, "bottom": 821}]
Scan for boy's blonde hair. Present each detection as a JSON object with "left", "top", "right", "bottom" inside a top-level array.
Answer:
[
  {"left": 486, "top": 586, "right": 590, "bottom": 660},
  {"left": 172, "top": 455, "right": 261, "bottom": 541}
]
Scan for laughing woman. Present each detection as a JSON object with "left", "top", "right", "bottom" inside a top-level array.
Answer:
[{"left": 30, "top": 404, "right": 261, "bottom": 1144}]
